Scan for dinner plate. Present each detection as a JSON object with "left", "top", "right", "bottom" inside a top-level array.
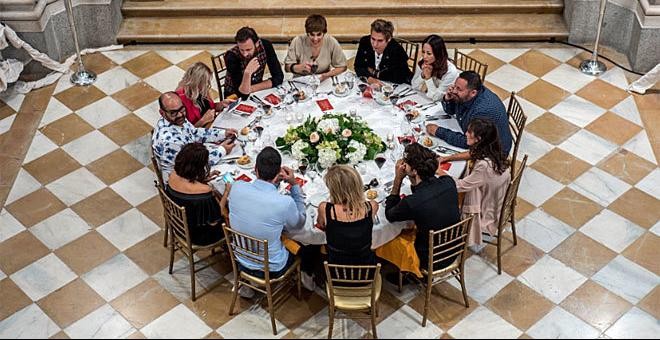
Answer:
[
  {"left": 373, "top": 94, "right": 391, "bottom": 106},
  {"left": 237, "top": 159, "right": 254, "bottom": 169},
  {"left": 419, "top": 136, "right": 438, "bottom": 149}
]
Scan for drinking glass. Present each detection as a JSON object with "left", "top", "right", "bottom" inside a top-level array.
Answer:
[
  {"left": 295, "top": 111, "right": 305, "bottom": 123},
  {"left": 310, "top": 75, "right": 320, "bottom": 98},
  {"left": 298, "top": 157, "right": 309, "bottom": 175},
  {"left": 285, "top": 112, "right": 294, "bottom": 124},
  {"left": 374, "top": 153, "right": 387, "bottom": 177},
  {"left": 345, "top": 72, "right": 356, "bottom": 89},
  {"left": 349, "top": 108, "right": 358, "bottom": 118}
]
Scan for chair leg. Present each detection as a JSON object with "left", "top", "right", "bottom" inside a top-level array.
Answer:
[
  {"left": 511, "top": 210, "right": 518, "bottom": 246},
  {"left": 267, "top": 285, "right": 277, "bottom": 335},
  {"left": 296, "top": 264, "right": 302, "bottom": 300},
  {"left": 228, "top": 278, "right": 239, "bottom": 316},
  {"left": 398, "top": 271, "right": 403, "bottom": 293},
  {"left": 422, "top": 282, "right": 432, "bottom": 327},
  {"left": 189, "top": 255, "right": 197, "bottom": 301},
  {"left": 163, "top": 224, "right": 169, "bottom": 247},
  {"left": 371, "top": 305, "right": 378, "bottom": 339},
  {"left": 497, "top": 236, "right": 502, "bottom": 275},
  {"left": 459, "top": 272, "right": 469, "bottom": 308},
  {"left": 327, "top": 306, "right": 334, "bottom": 339},
  {"left": 168, "top": 239, "right": 175, "bottom": 274}
]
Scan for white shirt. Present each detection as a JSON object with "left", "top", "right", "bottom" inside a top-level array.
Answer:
[
  {"left": 374, "top": 52, "right": 383, "bottom": 71},
  {"left": 411, "top": 60, "right": 460, "bottom": 101}
]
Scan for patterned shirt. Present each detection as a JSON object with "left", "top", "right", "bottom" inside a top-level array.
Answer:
[{"left": 151, "top": 117, "right": 227, "bottom": 183}]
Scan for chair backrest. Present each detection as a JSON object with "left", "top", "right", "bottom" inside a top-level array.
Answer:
[
  {"left": 223, "top": 224, "right": 271, "bottom": 279},
  {"left": 151, "top": 155, "right": 166, "bottom": 191},
  {"left": 157, "top": 186, "right": 193, "bottom": 249},
  {"left": 497, "top": 155, "right": 528, "bottom": 234},
  {"left": 453, "top": 50, "right": 488, "bottom": 82},
  {"left": 427, "top": 215, "right": 474, "bottom": 273},
  {"left": 394, "top": 38, "right": 419, "bottom": 74},
  {"left": 324, "top": 262, "right": 381, "bottom": 306},
  {"left": 506, "top": 92, "right": 527, "bottom": 174},
  {"left": 211, "top": 52, "right": 228, "bottom": 101}
]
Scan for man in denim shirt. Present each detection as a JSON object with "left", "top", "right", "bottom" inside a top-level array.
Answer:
[{"left": 426, "top": 71, "right": 512, "bottom": 156}]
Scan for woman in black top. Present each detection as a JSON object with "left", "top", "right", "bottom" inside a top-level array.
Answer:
[
  {"left": 166, "top": 143, "right": 224, "bottom": 246},
  {"left": 316, "top": 165, "right": 378, "bottom": 265}
]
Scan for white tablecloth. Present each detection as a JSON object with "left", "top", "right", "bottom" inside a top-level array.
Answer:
[{"left": 212, "top": 74, "right": 467, "bottom": 248}]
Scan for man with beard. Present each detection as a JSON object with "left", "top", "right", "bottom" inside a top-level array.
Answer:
[
  {"left": 224, "top": 27, "right": 284, "bottom": 99},
  {"left": 152, "top": 92, "right": 237, "bottom": 184}
]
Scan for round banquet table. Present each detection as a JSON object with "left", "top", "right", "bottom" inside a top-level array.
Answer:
[{"left": 211, "top": 73, "right": 467, "bottom": 249}]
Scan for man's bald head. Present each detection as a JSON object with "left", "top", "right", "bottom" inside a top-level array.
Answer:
[{"left": 159, "top": 92, "right": 186, "bottom": 126}]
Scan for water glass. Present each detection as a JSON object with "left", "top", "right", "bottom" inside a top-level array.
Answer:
[
  {"left": 285, "top": 112, "right": 294, "bottom": 124},
  {"left": 349, "top": 108, "right": 358, "bottom": 118},
  {"left": 295, "top": 111, "right": 305, "bottom": 123}
]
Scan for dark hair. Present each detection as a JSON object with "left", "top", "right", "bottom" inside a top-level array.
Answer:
[
  {"left": 403, "top": 143, "right": 438, "bottom": 181},
  {"left": 370, "top": 19, "right": 394, "bottom": 40},
  {"left": 458, "top": 71, "right": 482, "bottom": 91},
  {"left": 418, "top": 35, "right": 449, "bottom": 79},
  {"left": 235, "top": 27, "right": 259, "bottom": 43},
  {"left": 467, "top": 118, "right": 509, "bottom": 175},
  {"left": 174, "top": 143, "right": 210, "bottom": 183},
  {"left": 256, "top": 146, "right": 282, "bottom": 181},
  {"left": 305, "top": 14, "right": 327, "bottom": 34}
]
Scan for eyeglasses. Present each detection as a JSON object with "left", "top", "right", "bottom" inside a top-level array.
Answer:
[{"left": 164, "top": 105, "right": 186, "bottom": 115}]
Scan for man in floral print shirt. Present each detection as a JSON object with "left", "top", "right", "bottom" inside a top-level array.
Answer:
[{"left": 152, "top": 92, "right": 237, "bottom": 184}]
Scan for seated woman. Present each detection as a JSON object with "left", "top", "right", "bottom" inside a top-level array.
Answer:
[
  {"left": 437, "top": 118, "right": 511, "bottom": 249},
  {"left": 166, "top": 142, "right": 224, "bottom": 246},
  {"left": 176, "top": 62, "right": 233, "bottom": 128},
  {"left": 316, "top": 165, "right": 378, "bottom": 266},
  {"left": 411, "top": 34, "right": 459, "bottom": 101},
  {"left": 284, "top": 14, "right": 347, "bottom": 82}
]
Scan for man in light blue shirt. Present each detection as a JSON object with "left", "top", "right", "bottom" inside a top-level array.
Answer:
[{"left": 228, "top": 147, "right": 306, "bottom": 280}]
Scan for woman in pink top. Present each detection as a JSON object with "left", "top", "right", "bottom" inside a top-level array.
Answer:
[
  {"left": 176, "top": 62, "right": 233, "bottom": 127},
  {"left": 438, "top": 118, "right": 511, "bottom": 246}
]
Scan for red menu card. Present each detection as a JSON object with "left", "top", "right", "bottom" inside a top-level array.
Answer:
[
  {"left": 316, "top": 99, "right": 334, "bottom": 111},
  {"left": 286, "top": 177, "right": 308, "bottom": 191},
  {"left": 440, "top": 162, "right": 452, "bottom": 171},
  {"left": 236, "top": 174, "right": 252, "bottom": 182},
  {"left": 264, "top": 94, "right": 281, "bottom": 105},
  {"left": 235, "top": 104, "right": 256, "bottom": 114}
]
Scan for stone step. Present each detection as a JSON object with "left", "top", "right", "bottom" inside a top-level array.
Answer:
[
  {"left": 121, "top": 0, "right": 564, "bottom": 17},
  {"left": 117, "top": 13, "right": 569, "bottom": 44}
]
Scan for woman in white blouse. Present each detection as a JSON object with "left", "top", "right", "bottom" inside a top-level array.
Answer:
[{"left": 411, "top": 35, "right": 459, "bottom": 101}]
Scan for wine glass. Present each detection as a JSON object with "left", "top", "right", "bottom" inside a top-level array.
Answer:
[
  {"left": 374, "top": 153, "right": 387, "bottom": 177},
  {"left": 310, "top": 58, "right": 319, "bottom": 74},
  {"left": 285, "top": 112, "right": 294, "bottom": 124},
  {"left": 295, "top": 111, "right": 305, "bottom": 123},
  {"left": 310, "top": 75, "right": 320, "bottom": 98},
  {"left": 298, "top": 157, "right": 309, "bottom": 176},
  {"left": 345, "top": 72, "right": 356, "bottom": 89},
  {"left": 349, "top": 108, "right": 358, "bottom": 118}
]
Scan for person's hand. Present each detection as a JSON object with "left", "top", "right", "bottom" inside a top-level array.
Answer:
[
  {"left": 422, "top": 64, "right": 433, "bottom": 79},
  {"left": 245, "top": 58, "right": 260, "bottom": 75},
  {"left": 279, "top": 166, "right": 297, "bottom": 185},
  {"left": 224, "top": 128, "right": 238, "bottom": 138},
  {"left": 367, "top": 77, "right": 383, "bottom": 88},
  {"left": 205, "top": 170, "right": 221, "bottom": 182},
  {"left": 394, "top": 159, "right": 406, "bottom": 180},
  {"left": 300, "top": 61, "right": 313, "bottom": 74},
  {"left": 367, "top": 67, "right": 375, "bottom": 76},
  {"left": 220, "top": 138, "right": 236, "bottom": 154},
  {"left": 216, "top": 98, "right": 236, "bottom": 111},
  {"left": 318, "top": 73, "right": 330, "bottom": 83},
  {"left": 444, "top": 84, "right": 457, "bottom": 101},
  {"left": 426, "top": 123, "right": 439, "bottom": 136},
  {"left": 437, "top": 155, "right": 449, "bottom": 164},
  {"left": 201, "top": 108, "right": 216, "bottom": 124}
]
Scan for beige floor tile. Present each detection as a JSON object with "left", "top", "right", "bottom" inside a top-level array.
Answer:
[
  {"left": 39, "top": 114, "right": 95, "bottom": 146},
  {"left": 466, "top": 49, "right": 505, "bottom": 75},
  {"left": 0, "top": 101, "right": 16, "bottom": 120},
  {"left": 510, "top": 50, "right": 562, "bottom": 78},
  {"left": 124, "top": 232, "right": 175, "bottom": 276},
  {"left": 24, "top": 149, "right": 82, "bottom": 185},
  {"left": 550, "top": 233, "right": 617, "bottom": 277},
  {"left": 484, "top": 234, "right": 545, "bottom": 277},
  {"left": 99, "top": 114, "right": 153, "bottom": 147},
  {"left": 598, "top": 150, "right": 656, "bottom": 186},
  {"left": 86, "top": 150, "right": 144, "bottom": 185},
  {"left": 137, "top": 195, "right": 165, "bottom": 228},
  {"left": 622, "top": 233, "right": 660, "bottom": 276},
  {"left": 265, "top": 289, "right": 327, "bottom": 330},
  {"left": 526, "top": 112, "right": 579, "bottom": 145},
  {"left": 585, "top": 111, "right": 642, "bottom": 145},
  {"left": 6, "top": 188, "right": 67, "bottom": 228},
  {"left": 112, "top": 82, "right": 161, "bottom": 112},
  {"left": 78, "top": 53, "right": 117, "bottom": 75},
  {"left": 203, "top": 331, "right": 223, "bottom": 339},
  {"left": 407, "top": 281, "right": 478, "bottom": 330},
  {"left": 352, "top": 289, "right": 405, "bottom": 332},
  {"left": 177, "top": 51, "right": 215, "bottom": 71},
  {"left": 37, "top": 278, "right": 105, "bottom": 328},
  {"left": 0, "top": 231, "right": 50, "bottom": 274},
  {"left": 518, "top": 79, "right": 570, "bottom": 110},
  {"left": 126, "top": 331, "right": 147, "bottom": 339},
  {"left": 110, "top": 278, "right": 180, "bottom": 329},
  {"left": 532, "top": 148, "right": 591, "bottom": 185},
  {"left": 0, "top": 278, "right": 32, "bottom": 321},
  {"left": 560, "top": 280, "right": 632, "bottom": 332},
  {"left": 54, "top": 231, "right": 119, "bottom": 275},
  {"left": 54, "top": 86, "right": 107, "bottom": 112},
  {"left": 486, "top": 280, "right": 554, "bottom": 331},
  {"left": 514, "top": 198, "right": 535, "bottom": 222},
  {"left": 608, "top": 188, "right": 660, "bottom": 229},
  {"left": 49, "top": 330, "right": 70, "bottom": 339},
  {"left": 541, "top": 188, "right": 602, "bottom": 228},
  {"left": 576, "top": 79, "right": 630, "bottom": 110},
  {"left": 71, "top": 188, "right": 132, "bottom": 228},
  {"left": 122, "top": 51, "right": 172, "bottom": 79},
  {"left": 183, "top": 279, "right": 252, "bottom": 329},
  {"left": 638, "top": 286, "right": 660, "bottom": 320},
  {"left": 484, "top": 80, "right": 511, "bottom": 101}
]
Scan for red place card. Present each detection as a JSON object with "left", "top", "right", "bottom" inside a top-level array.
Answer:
[
  {"left": 397, "top": 135, "right": 417, "bottom": 144},
  {"left": 264, "top": 94, "right": 281, "bottom": 105},
  {"left": 286, "top": 177, "right": 308, "bottom": 191},
  {"left": 316, "top": 99, "right": 334, "bottom": 111},
  {"left": 235, "top": 103, "right": 256, "bottom": 114},
  {"left": 440, "top": 162, "right": 452, "bottom": 171},
  {"left": 236, "top": 174, "right": 252, "bottom": 182}
]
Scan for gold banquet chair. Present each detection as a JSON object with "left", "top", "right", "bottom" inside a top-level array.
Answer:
[
  {"left": 150, "top": 155, "right": 170, "bottom": 247},
  {"left": 453, "top": 50, "right": 489, "bottom": 82},
  {"left": 506, "top": 92, "right": 527, "bottom": 174},
  {"left": 395, "top": 37, "right": 420, "bottom": 74},
  {"left": 324, "top": 262, "right": 382, "bottom": 339},
  {"left": 157, "top": 186, "right": 225, "bottom": 301},
  {"left": 211, "top": 52, "right": 228, "bottom": 101},
  {"left": 483, "top": 155, "right": 528, "bottom": 274},
  {"left": 223, "top": 225, "right": 301, "bottom": 335}
]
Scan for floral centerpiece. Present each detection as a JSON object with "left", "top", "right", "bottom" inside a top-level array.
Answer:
[{"left": 275, "top": 113, "right": 386, "bottom": 169}]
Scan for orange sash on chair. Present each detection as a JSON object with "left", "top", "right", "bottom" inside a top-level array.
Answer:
[
  {"left": 375, "top": 228, "right": 423, "bottom": 278},
  {"left": 281, "top": 236, "right": 301, "bottom": 255}
]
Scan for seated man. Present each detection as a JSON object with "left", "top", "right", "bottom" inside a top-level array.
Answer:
[
  {"left": 426, "top": 71, "right": 512, "bottom": 157},
  {"left": 227, "top": 147, "right": 307, "bottom": 295},
  {"left": 354, "top": 19, "right": 412, "bottom": 85},
  {"left": 224, "top": 27, "right": 284, "bottom": 99},
  {"left": 385, "top": 143, "right": 460, "bottom": 274},
  {"left": 152, "top": 92, "right": 236, "bottom": 184}
]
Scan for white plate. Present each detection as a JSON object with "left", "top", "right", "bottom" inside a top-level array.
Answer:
[
  {"left": 332, "top": 84, "right": 351, "bottom": 97},
  {"left": 237, "top": 159, "right": 254, "bottom": 169},
  {"left": 293, "top": 91, "right": 312, "bottom": 103},
  {"left": 374, "top": 94, "right": 392, "bottom": 106},
  {"left": 419, "top": 136, "right": 438, "bottom": 149}
]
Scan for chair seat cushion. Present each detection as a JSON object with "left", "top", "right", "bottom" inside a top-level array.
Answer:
[{"left": 327, "top": 275, "right": 382, "bottom": 310}]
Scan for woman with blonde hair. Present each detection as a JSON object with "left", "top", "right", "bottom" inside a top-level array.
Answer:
[
  {"left": 176, "top": 62, "right": 234, "bottom": 127},
  {"left": 316, "top": 165, "right": 378, "bottom": 265}
]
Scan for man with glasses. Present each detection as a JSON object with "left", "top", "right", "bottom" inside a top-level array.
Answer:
[{"left": 152, "top": 92, "right": 237, "bottom": 184}]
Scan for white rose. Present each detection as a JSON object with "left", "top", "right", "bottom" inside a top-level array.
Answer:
[
  {"left": 309, "top": 132, "right": 320, "bottom": 143},
  {"left": 291, "top": 140, "right": 309, "bottom": 160},
  {"left": 342, "top": 129, "right": 352, "bottom": 138}
]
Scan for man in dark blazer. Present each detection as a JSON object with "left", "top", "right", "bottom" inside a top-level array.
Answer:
[{"left": 354, "top": 19, "right": 413, "bottom": 85}]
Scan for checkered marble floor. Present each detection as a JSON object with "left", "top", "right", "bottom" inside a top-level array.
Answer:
[{"left": 0, "top": 45, "right": 658, "bottom": 339}]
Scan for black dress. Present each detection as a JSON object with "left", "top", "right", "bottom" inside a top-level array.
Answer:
[
  {"left": 166, "top": 186, "right": 224, "bottom": 246},
  {"left": 325, "top": 202, "right": 376, "bottom": 266}
]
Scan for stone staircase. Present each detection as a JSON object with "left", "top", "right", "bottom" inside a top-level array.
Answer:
[{"left": 116, "top": 0, "right": 569, "bottom": 44}]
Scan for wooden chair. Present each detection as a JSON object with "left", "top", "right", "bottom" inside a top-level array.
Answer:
[
  {"left": 211, "top": 52, "right": 228, "bottom": 101},
  {"left": 157, "top": 186, "right": 225, "bottom": 301},
  {"left": 506, "top": 92, "right": 527, "bottom": 174},
  {"left": 223, "top": 225, "right": 301, "bottom": 335},
  {"left": 416, "top": 216, "right": 474, "bottom": 327},
  {"left": 483, "top": 155, "right": 528, "bottom": 274},
  {"left": 149, "top": 129, "right": 169, "bottom": 247},
  {"left": 395, "top": 37, "right": 419, "bottom": 74},
  {"left": 324, "top": 262, "right": 382, "bottom": 339},
  {"left": 453, "top": 50, "right": 488, "bottom": 82}
]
